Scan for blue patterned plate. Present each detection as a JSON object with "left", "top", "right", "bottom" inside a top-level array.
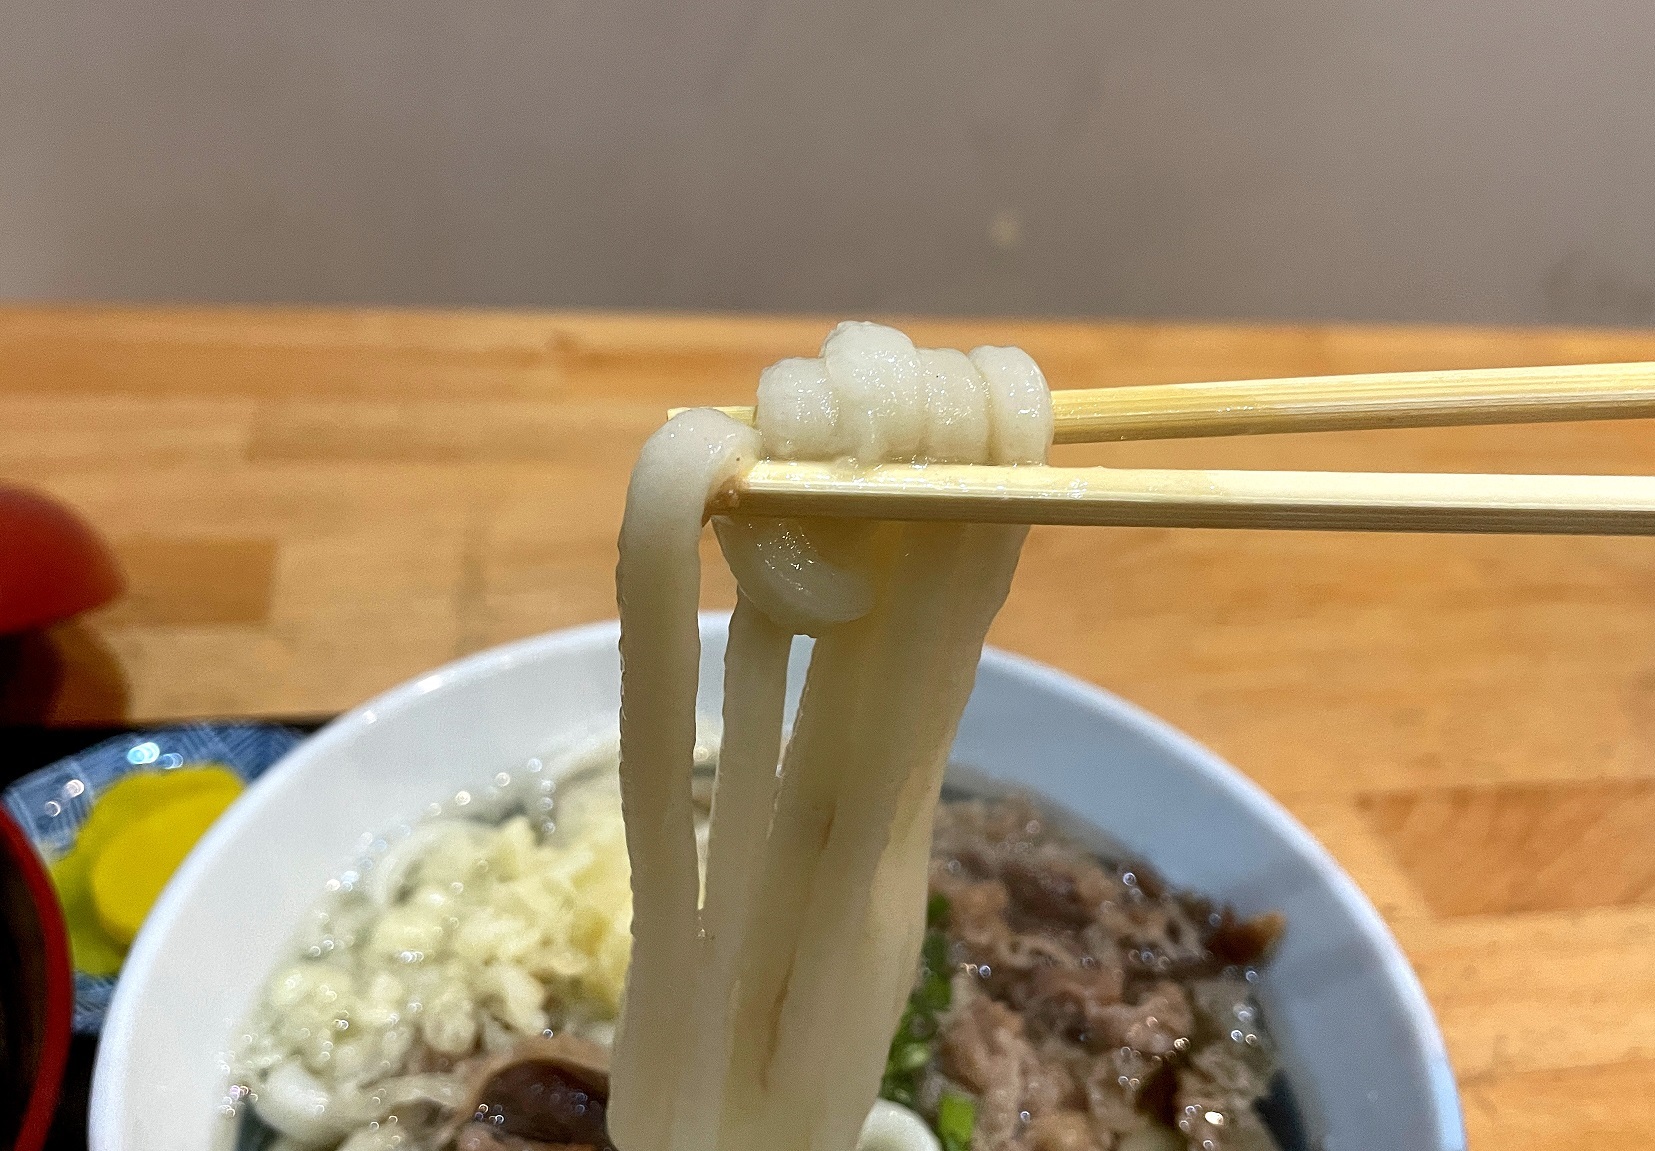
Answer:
[{"left": 2, "top": 723, "right": 304, "bottom": 1033}]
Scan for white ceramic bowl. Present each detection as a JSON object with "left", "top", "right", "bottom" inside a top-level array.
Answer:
[{"left": 92, "top": 615, "right": 1465, "bottom": 1151}]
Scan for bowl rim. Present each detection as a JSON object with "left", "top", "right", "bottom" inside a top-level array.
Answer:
[
  {"left": 93, "top": 614, "right": 1466, "bottom": 1150},
  {"left": 0, "top": 806, "right": 74, "bottom": 1151}
]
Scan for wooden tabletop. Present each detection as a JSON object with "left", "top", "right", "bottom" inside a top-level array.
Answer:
[{"left": 5, "top": 306, "right": 1654, "bottom": 1147}]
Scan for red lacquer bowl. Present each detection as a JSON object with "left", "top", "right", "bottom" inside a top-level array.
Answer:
[
  {"left": 0, "top": 486, "right": 124, "bottom": 636},
  {"left": 0, "top": 806, "right": 72, "bottom": 1151}
]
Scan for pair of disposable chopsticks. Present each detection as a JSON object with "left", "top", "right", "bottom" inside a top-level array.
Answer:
[{"left": 678, "top": 362, "right": 1655, "bottom": 534}]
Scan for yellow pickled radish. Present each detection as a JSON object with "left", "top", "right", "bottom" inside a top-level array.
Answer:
[
  {"left": 72, "top": 765, "right": 242, "bottom": 860},
  {"left": 50, "top": 847, "right": 126, "bottom": 976},
  {"left": 51, "top": 763, "right": 243, "bottom": 973},
  {"left": 84, "top": 769, "right": 244, "bottom": 947}
]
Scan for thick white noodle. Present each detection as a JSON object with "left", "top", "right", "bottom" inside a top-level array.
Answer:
[
  {"left": 669, "top": 592, "right": 794, "bottom": 1151},
  {"left": 968, "top": 345, "right": 1053, "bottom": 465},
  {"left": 710, "top": 516, "right": 874, "bottom": 637},
  {"left": 756, "top": 356, "right": 839, "bottom": 461},
  {"left": 610, "top": 409, "right": 762, "bottom": 1151},
  {"left": 821, "top": 321, "right": 927, "bottom": 462},
  {"left": 612, "top": 322, "right": 1051, "bottom": 1151},
  {"left": 916, "top": 348, "right": 991, "bottom": 463}
]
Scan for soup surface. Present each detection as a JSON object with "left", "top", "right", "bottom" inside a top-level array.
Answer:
[{"left": 226, "top": 759, "right": 1290, "bottom": 1151}]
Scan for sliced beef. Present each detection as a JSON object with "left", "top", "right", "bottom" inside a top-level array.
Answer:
[
  {"left": 921, "top": 797, "right": 1285, "bottom": 1151},
  {"left": 1022, "top": 1109, "right": 1101, "bottom": 1151},
  {"left": 932, "top": 874, "right": 1013, "bottom": 959},
  {"left": 1092, "top": 982, "right": 1194, "bottom": 1058},
  {"left": 1001, "top": 849, "right": 1121, "bottom": 929},
  {"left": 938, "top": 988, "right": 1075, "bottom": 1149},
  {"left": 1021, "top": 963, "right": 1126, "bottom": 1039}
]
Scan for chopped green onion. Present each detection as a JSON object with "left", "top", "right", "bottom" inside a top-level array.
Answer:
[
  {"left": 922, "top": 931, "right": 950, "bottom": 979},
  {"left": 881, "top": 895, "right": 980, "bottom": 1150},
  {"left": 894, "top": 1042, "right": 933, "bottom": 1072},
  {"left": 936, "top": 1091, "right": 975, "bottom": 1151}
]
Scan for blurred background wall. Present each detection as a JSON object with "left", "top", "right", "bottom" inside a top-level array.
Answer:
[{"left": 3, "top": 0, "right": 1653, "bottom": 324}]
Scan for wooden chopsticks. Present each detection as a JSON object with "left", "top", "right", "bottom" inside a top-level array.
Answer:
[
  {"left": 681, "top": 361, "right": 1655, "bottom": 443},
  {"left": 712, "top": 463, "right": 1655, "bottom": 535},
  {"left": 680, "top": 360, "right": 1655, "bottom": 535}
]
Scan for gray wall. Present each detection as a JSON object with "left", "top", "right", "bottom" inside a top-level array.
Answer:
[{"left": 4, "top": 0, "right": 1654, "bottom": 324}]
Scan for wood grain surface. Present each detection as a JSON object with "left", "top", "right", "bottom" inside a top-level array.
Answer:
[{"left": 4, "top": 306, "right": 1654, "bottom": 1148}]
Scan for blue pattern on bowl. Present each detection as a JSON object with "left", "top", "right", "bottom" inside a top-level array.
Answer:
[{"left": 2, "top": 723, "right": 304, "bottom": 1033}]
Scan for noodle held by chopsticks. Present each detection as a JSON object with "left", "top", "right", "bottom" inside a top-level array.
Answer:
[{"left": 611, "top": 322, "right": 1052, "bottom": 1151}]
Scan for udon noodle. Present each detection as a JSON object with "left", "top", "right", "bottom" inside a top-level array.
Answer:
[{"left": 611, "top": 322, "right": 1053, "bottom": 1151}]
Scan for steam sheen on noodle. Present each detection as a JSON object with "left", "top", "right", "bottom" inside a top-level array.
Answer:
[{"left": 611, "top": 322, "right": 1053, "bottom": 1151}]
